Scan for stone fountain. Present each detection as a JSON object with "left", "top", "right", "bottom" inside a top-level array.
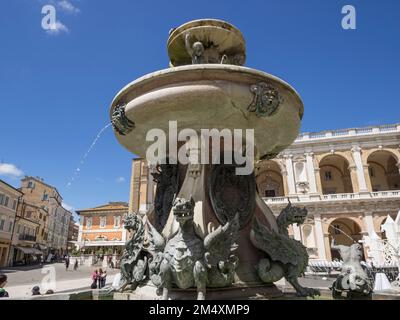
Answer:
[{"left": 110, "top": 19, "right": 319, "bottom": 300}]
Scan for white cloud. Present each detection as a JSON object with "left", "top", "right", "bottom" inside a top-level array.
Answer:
[
  {"left": 58, "top": 0, "right": 80, "bottom": 14},
  {"left": 116, "top": 177, "right": 126, "bottom": 183},
  {"left": 62, "top": 201, "right": 74, "bottom": 211},
  {"left": 46, "top": 21, "right": 69, "bottom": 35},
  {"left": 0, "top": 163, "right": 24, "bottom": 178}
]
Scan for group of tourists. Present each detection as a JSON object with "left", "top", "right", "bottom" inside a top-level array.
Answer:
[
  {"left": 31, "top": 286, "right": 54, "bottom": 296},
  {"left": 0, "top": 275, "right": 56, "bottom": 299},
  {"left": 91, "top": 269, "right": 107, "bottom": 289}
]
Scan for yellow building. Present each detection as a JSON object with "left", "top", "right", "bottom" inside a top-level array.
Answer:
[
  {"left": 10, "top": 202, "right": 42, "bottom": 265},
  {"left": 76, "top": 202, "right": 128, "bottom": 256},
  {"left": 17, "top": 200, "right": 49, "bottom": 252},
  {"left": 20, "top": 176, "right": 72, "bottom": 256},
  {"left": 0, "top": 179, "right": 22, "bottom": 267}
]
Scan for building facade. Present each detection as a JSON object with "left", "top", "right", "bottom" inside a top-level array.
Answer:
[
  {"left": 0, "top": 179, "right": 22, "bottom": 267},
  {"left": 19, "top": 176, "right": 72, "bottom": 257},
  {"left": 129, "top": 123, "right": 400, "bottom": 262},
  {"left": 10, "top": 201, "right": 42, "bottom": 265},
  {"left": 67, "top": 220, "right": 79, "bottom": 252},
  {"left": 76, "top": 202, "right": 128, "bottom": 256}
]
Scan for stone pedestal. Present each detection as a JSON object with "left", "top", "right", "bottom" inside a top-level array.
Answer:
[
  {"left": 114, "top": 282, "right": 283, "bottom": 300},
  {"left": 151, "top": 161, "right": 279, "bottom": 284}
]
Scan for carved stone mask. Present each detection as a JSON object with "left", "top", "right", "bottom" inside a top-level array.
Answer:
[{"left": 173, "top": 197, "right": 195, "bottom": 223}]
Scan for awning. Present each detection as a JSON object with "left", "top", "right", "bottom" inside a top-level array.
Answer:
[
  {"left": 16, "top": 246, "right": 43, "bottom": 255},
  {"left": 37, "top": 244, "right": 47, "bottom": 250}
]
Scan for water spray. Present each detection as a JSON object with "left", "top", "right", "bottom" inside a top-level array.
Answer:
[{"left": 66, "top": 123, "right": 112, "bottom": 188}]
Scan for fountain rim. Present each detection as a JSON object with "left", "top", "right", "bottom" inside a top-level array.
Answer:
[
  {"left": 110, "top": 64, "right": 304, "bottom": 119},
  {"left": 167, "top": 18, "right": 245, "bottom": 45}
]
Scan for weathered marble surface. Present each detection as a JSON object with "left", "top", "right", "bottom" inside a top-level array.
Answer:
[{"left": 110, "top": 64, "right": 303, "bottom": 161}]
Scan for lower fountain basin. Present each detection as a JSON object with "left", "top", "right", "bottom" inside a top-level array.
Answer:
[{"left": 110, "top": 64, "right": 303, "bottom": 160}]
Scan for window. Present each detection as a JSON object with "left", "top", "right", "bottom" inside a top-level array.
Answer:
[
  {"left": 100, "top": 216, "right": 107, "bottom": 228},
  {"left": 12, "top": 200, "right": 17, "bottom": 210},
  {"left": 17, "top": 225, "right": 20, "bottom": 234},
  {"left": 42, "top": 193, "right": 48, "bottom": 201},
  {"left": 27, "top": 181, "right": 35, "bottom": 189},
  {"left": 39, "top": 213, "right": 42, "bottom": 219},
  {"left": 26, "top": 211, "right": 32, "bottom": 218},
  {"left": 114, "top": 216, "right": 121, "bottom": 228},
  {"left": 0, "top": 219, "right": 5, "bottom": 230},
  {"left": 8, "top": 221, "right": 13, "bottom": 232},
  {"left": 0, "top": 194, "right": 4, "bottom": 205},
  {"left": 86, "top": 217, "right": 92, "bottom": 229},
  {"left": 324, "top": 171, "right": 333, "bottom": 181},
  {"left": 4, "top": 196, "right": 9, "bottom": 207},
  {"left": 264, "top": 190, "right": 276, "bottom": 197}
]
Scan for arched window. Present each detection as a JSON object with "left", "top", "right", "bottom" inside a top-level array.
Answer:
[
  {"left": 256, "top": 160, "right": 285, "bottom": 197},
  {"left": 367, "top": 151, "right": 400, "bottom": 191},
  {"left": 319, "top": 155, "right": 353, "bottom": 194}
]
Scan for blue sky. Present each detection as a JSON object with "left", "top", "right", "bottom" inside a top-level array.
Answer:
[{"left": 0, "top": 0, "right": 399, "bottom": 219}]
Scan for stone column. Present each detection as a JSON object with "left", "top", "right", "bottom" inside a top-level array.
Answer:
[
  {"left": 314, "top": 167, "right": 323, "bottom": 194},
  {"left": 363, "top": 212, "right": 375, "bottom": 236},
  {"left": 363, "top": 163, "right": 373, "bottom": 191},
  {"left": 276, "top": 157, "right": 289, "bottom": 196},
  {"left": 314, "top": 214, "right": 327, "bottom": 260},
  {"left": 292, "top": 224, "right": 301, "bottom": 241},
  {"left": 284, "top": 155, "right": 297, "bottom": 196},
  {"left": 122, "top": 226, "right": 127, "bottom": 243},
  {"left": 305, "top": 152, "right": 318, "bottom": 195},
  {"left": 145, "top": 163, "right": 155, "bottom": 213},
  {"left": 129, "top": 159, "right": 142, "bottom": 214},
  {"left": 351, "top": 146, "right": 368, "bottom": 193},
  {"left": 323, "top": 233, "right": 332, "bottom": 261}
]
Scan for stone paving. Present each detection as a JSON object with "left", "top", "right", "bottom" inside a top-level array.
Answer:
[
  {"left": 0, "top": 263, "right": 335, "bottom": 299},
  {"left": 0, "top": 262, "right": 119, "bottom": 298}
]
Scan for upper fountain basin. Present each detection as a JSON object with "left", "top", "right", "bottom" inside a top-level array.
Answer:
[{"left": 110, "top": 64, "right": 304, "bottom": 160}]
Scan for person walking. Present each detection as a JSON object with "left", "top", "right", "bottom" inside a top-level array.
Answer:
[
  {"left": 0, "top": 274, "right": 9, "bottom": 298},
  {"left": 74, "top": 259, "right": 79, "bottom": 271},
  {"left": 91, "top": 270, "right": 99, "bottom": 289},
  {"left": 100, "top": 270, "right": 107, "bottom": 288},
  {"left": 65, "top": 255, "right": 70, "bottom": 271},
  {"left": 98, "top": 268, "right": 103, "bottom": 289}
]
